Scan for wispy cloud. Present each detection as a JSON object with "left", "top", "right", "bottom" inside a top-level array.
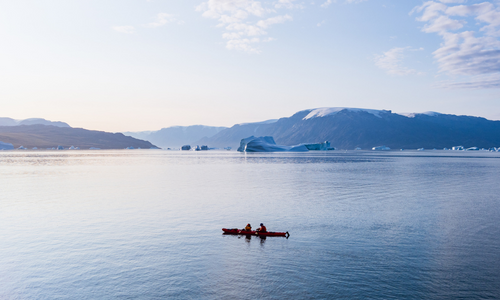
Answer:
[
  {"left": 374, "top": 47, "right": 424, "bottom": 76},
  {"left": 275, "top": 0, "right": 304, "bottom": 9},
  {"left": 412, "top": 0, "right": 500, "bottom": 88},
  {"left": 436, "top": 74, "right": 500, "bottom": 89},
  {"left": 196, "top": 0, "right": 294, "bottom": 53},
  {"left": 321, "top": 0, "right": 367, "bottom": 7},
  {"left": 143, "top": 13, "right": 183, "bottom": 28},
  {"left": 321, "top": 0, "right": 334, "bottom": 8},
  {"left": 112, "top": 26, "right": 136, "bottom": 34}
]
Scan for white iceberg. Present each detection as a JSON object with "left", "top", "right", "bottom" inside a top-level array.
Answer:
[
  {"left": 237, "top": 136, "right": 308, "bottom": 152},
  {"left": 372, "top": 146, "right": 390, "bottom": 151}
]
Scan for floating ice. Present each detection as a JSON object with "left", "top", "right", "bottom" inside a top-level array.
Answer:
[
  {"left": 372, "top": 146, "right": 391, "bottom": 151},
  {"left": 0, "top": 141, "right": 14, "bottom": 150},
  {"left": 237, "top": 136, "right": 309, "bottom": 152}
]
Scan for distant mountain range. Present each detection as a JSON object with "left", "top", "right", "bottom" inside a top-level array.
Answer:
[
  {"left": 197, "top": 108, "right": 500, "bottom": 149},
  {"left": 0, "top": 117, "right": 70, "bottom": 128},
  {"left": 0, "top": 124, "right": 156, "bottom": 149},
  {"left": 123, "top": 125, "right": 227, "bottom": 148},
  {"left": 3, "top": 108, "right": 500, "bottom": 150}
]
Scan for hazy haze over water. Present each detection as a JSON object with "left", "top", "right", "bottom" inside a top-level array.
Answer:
[{"left": 1, "top": 150, "right": 499, "bottom": 299}]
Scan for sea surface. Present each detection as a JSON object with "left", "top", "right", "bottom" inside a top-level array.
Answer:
[{"left": 1, "top": 150, "right": 500, "bottom": 299}]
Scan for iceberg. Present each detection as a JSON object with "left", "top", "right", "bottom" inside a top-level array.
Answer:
[
  {"left": 372, "top": 146, "right": 390, "bottom": 151},
  {"left": 0, "top": 141, "right": 14, "bottom": 150},
  {"left": 452, "top": 146, "right": 464, "bottom": 151},
  {"left": 303, "top": 141, "right": 335, "bottom": 151},
  {"left": 237, "top": 136, "right": 309, "bottom": 152}
]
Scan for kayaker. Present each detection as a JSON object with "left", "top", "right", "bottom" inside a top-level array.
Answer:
[
  {"left": 244, "top": 223, "right": 252, "bottom": 231},
  {"left": 257, "top": 223, "right": 267, "bottom": 232}
]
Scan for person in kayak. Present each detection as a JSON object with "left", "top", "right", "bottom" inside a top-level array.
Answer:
[
  {"left": 244, "top": 223, "right": 252, "bottom": 231},
  {"left": 256, "top": 223, "right": 267, "bottom": 232}
]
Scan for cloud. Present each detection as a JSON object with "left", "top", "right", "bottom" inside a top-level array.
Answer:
[
  {"left": 374, "top": 47, "right": 423, "bottom": 76},
  {"left": 196, "top": 0, "right": 294, "bottom": 53},
  {"left": 275, "top": 0, "right": 304, "bottom": 9},
  {"left": 413, "top": 1, "right": 500, "bottom": 88},
  {"left": 321, "top": 0, "right": 334, "bottom": 8},
  {"left": 321, "top": 0, "right": 367, "bottom": 8},
  {"left": 257, "top": 14, "right": 293, "bottom": 28},
  {"left": 143, "top": 13, "right": 181, "bottom": 28},
  {"left": 436, "top": 74, "right": 500, "bottom": 89},
  {"left": 112, "top": 26, "right": 136, "bottom": 34}
]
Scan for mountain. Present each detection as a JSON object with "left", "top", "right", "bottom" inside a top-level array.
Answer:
[
  {"left": 124, "top": 125, "right": 227, "bottom": 148},
  {"left": 0, "top": 125, "right": 157, "bottom": 149},
  {"left": 199, "top": 108, "right": 500, "bottom": 149},
  {"left": 0, "top": 117, "right": 70, "bottom": 127},
  {"left": 194, "top": 120, "right": 277, "bottom": 148}
]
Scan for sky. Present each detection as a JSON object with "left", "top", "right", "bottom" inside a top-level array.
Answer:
[{"left": 1, "top": 0, "right": 500, "bottom": 132}]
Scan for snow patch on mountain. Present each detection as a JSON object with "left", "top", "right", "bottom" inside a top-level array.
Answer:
[
  {"left": 237, "top": 119, "right": 278, "bottom": 126},
  {"left": 399, "top": 111, "right": 443, "bottom": 118},
  {"left": 303, "top": 108, "right": 387, "bottom": 120}
]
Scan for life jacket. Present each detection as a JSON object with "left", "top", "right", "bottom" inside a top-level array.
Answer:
[{"left": 259, "top": 225, "right": 267, "bottom": 232}]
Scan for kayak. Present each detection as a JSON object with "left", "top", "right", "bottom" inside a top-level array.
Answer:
[{"left": 222, "top": 228, "right": 290, "bottom": 238}]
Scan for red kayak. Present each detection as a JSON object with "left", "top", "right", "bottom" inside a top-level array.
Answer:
[{"left": 222, "top": 228, "right": 290, "bottom": 238}]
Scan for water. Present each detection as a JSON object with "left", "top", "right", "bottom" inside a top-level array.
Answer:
[{"left": 1, "top": 150, "right": 499, "bottom": 299}]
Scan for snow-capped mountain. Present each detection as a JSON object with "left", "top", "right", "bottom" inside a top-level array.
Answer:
[{"left": 200, "top": 108, "right": 500, "bottom": 149}]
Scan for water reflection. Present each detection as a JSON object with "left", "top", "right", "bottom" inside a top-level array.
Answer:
[{"left": 1, "top": 150, "right": 500, "bottom": 299}]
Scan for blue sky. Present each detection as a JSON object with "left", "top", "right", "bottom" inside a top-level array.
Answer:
[{"left": 1, "top": 0, "right": 500, "bottom": 131}]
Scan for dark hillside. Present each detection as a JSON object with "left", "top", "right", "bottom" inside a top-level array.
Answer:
[{"left": 0, "top": 125, "right": 156, "bottom": 149}]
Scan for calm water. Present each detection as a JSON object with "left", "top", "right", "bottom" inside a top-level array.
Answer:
[{"left": 1, "top": 150, "right": 500, "bottom": 299}]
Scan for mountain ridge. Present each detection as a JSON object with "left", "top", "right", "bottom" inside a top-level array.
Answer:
[
  {"left": 0, "top": 117, "right": 70, "bottom": 128},
  {"left": 124, "top": 125, "right": 227, "bottom": 148},
  {"left": 0, "top": 125, "right": 156, "bottom": 149},
  {"left": 197, "top": 108, "right": 500, "bottom": 150}
]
